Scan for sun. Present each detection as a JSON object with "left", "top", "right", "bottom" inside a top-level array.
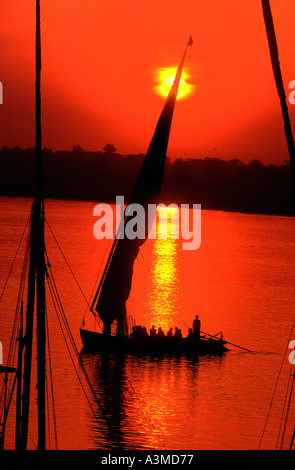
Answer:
[{"left": 155, "top": 67, "right": 195, "bottom": 100}]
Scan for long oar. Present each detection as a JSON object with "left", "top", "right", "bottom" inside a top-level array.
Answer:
[{"left": 200, "top": 330, "right": 252, "bottom": 352}]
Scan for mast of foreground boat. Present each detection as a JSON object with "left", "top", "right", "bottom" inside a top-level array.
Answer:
[
  {"left": 89, "top": 37, "right": 193, "bottom": 336},
  {"left": 261, "top": 0, "right": 295, "bottom": 210},
  {"left": 16, "top": 0, "right": 46, "bottom": 450},
  {"left": 261, "top": 0, "right": 295, "bottom": 449}
]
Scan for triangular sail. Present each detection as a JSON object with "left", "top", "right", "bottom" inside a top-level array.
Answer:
[{"left": 91, "top": 38, "right": 193, "bottom": 335}]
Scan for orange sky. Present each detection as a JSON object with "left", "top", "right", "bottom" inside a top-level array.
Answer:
[{"left": 1, "top": 0, "right": 295, "bottom": 164}]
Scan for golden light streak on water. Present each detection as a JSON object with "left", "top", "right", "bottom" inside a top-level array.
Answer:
[{"left": 144, "top": 207, "right": 182, "bottom": 333}]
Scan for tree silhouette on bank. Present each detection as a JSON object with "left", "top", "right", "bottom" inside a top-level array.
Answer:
[{"left": 0, "top": 145, "right": 292, "bottom": 216}]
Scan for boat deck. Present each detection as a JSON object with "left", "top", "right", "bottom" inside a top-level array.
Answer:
[{"left": 80, "top": 328, "right": 229, "bottom": 355}]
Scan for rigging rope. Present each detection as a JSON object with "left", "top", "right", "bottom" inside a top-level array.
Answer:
[
  {"left": 0, "top": 216, "right": 30, "bottom": 424},
  {"left": 0, "top": 210, "right": 167, "bottom": 450},
  {"left": 258, "top": 319, "right": 295, "bottom": 449},
  {"left": 44, "top": 250, "right": 123, "bottom": 449},
  {"left": 45, "top": 218, "right": 91, "bottom": 308},
  {"left": 45, "top": 302, "right": 58, "bottom": 450},
  {"left": 123, "top": 370, "right": 167, "bottom": 450},
  {"left": 0, "top": 213, "right": 31, "bottom": 304},
  {"left": 44, "top": 218, "right": 103, "bottom": 330},
  {"left": 85, "top": 237, "right": 114, "bottom": 318},
  {"left": 277, "top": 365, "right": 295, "bottom": 449},
  {"left": 44, "top": 218, "right": 167, "bottom": 450}
]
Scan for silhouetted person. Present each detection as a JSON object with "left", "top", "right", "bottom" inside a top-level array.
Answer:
[
  {"left": 174, "top": 327, "right": 182, "bottom": 339},
  {"left": 157, "top": 327, "right": 165, "bottom": 338},
  {"left": 193, "top": 315, "right": 201, "bottom": 340},
  {"left": 132, "top": 325, "right": 149, "bottom": 338},
  {"left": 167, "top": 328, "right": 173, "bottom": 339},
  {"left": 131, "top": 326, "right": 140, "bottom": 338},
  {"left": 150, "top": 325, "right": 157, "bottom": 338},
  {"left": 137, "top": 325, "right": 143, "bottom": 336},
  {"left": 131, "top": 326, "right": 136, "bottom": 338},
  {"left": 187, "top": 328, "right": 193, "bottom": 339},
  {"left": 142, "top": 326, "right": 149, "bottom": 337}
]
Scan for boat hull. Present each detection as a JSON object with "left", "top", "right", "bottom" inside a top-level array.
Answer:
[{"left": 80, "top": 328, "right": 229, "bottom": 355}]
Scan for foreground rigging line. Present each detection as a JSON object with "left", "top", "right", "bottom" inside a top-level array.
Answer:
[
  {"left": 45, "top": 273, "right": 115, "bottom": 448},
  {"left": 45, "top": 304, "right": 58, "bottom": 450},
  {"left": 0, "top": 212, "right": 31, "bottom": 304},
  {"left": 43, "top": 241, "right": 166, "bottom": 449},
  {"left": 44, "top": 251, "right": 124, "bottom": 449},
  {"left": 45, "top": 256, "right": 166, "bottom": 449},
  {"left": 277, "top": 364, "right": 295, "bottom": 450},
  {"left": 44, "top": 218, "right": 103, "bottom": 330},
  {"left": 44, "top": 218, "right": 92, "bottom": 309},
  {"left": 123, "top": 371, "right": 167, "bottom": 450},
  {"left": 289, "top": 379, "right": 295, "bottom": 449},
  {"left": 258, "top": 319, "right": 295, "bottom": 449},
  {"left": 44, "top": 220, "right": 167, "bottom": 449},
  {"left": 0, "top": 224, "right": 30, "bottom": 425}
]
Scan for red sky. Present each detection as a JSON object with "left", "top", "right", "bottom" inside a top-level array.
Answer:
[{"left": 1, "top": 0, "right": 295, "bottom": 164}]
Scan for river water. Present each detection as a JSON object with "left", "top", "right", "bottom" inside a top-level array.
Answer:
[{"left": 0, "top": 196, "right": 295, "bottom": 450}]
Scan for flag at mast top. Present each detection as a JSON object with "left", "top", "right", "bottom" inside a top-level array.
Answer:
[{"left": 188, "top": 36, "right": 193, "bottom": 47}]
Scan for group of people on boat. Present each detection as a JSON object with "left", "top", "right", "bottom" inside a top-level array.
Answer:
[{"left": 130, "top": 315, "right": 201, "bottom": 342}]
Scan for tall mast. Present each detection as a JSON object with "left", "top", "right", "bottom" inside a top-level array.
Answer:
[
  {"left": 15, "top": 302, "right": 23, "bottom": 448},
  {"left": 261, "top": 1, "right": 295, "bottom": 449},
  {"left": 17, "top": 0, "right": 46, "bottom": 450},
  {"left": 35, "top": 0, "right": 46, "bottom": 450},
  {"left": 261, "top": 0, "right": 295, "bottom": 209},
  {"left": 35, "top": 0, "right": 42, "bottom": 201}
]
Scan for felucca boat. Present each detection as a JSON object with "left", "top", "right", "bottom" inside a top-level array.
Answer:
[{"left": 80, "top": 37, "right": 229, "bottom": 356}]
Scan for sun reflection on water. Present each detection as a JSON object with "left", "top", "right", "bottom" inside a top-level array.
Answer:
[{"left": 144, "top": 207, "right": 182, "bottom": 333}]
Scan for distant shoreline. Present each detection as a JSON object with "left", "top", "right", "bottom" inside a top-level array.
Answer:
[{"left": 0, "top": 146, "right": 293, "bottom": 217}]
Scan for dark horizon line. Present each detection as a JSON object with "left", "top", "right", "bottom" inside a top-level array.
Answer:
[
  {"left": 0, "top": 145, "right": 293, "bottom": 217},
  {"left": 0, "top": 144, "right": 290, "bottom": 167}
]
